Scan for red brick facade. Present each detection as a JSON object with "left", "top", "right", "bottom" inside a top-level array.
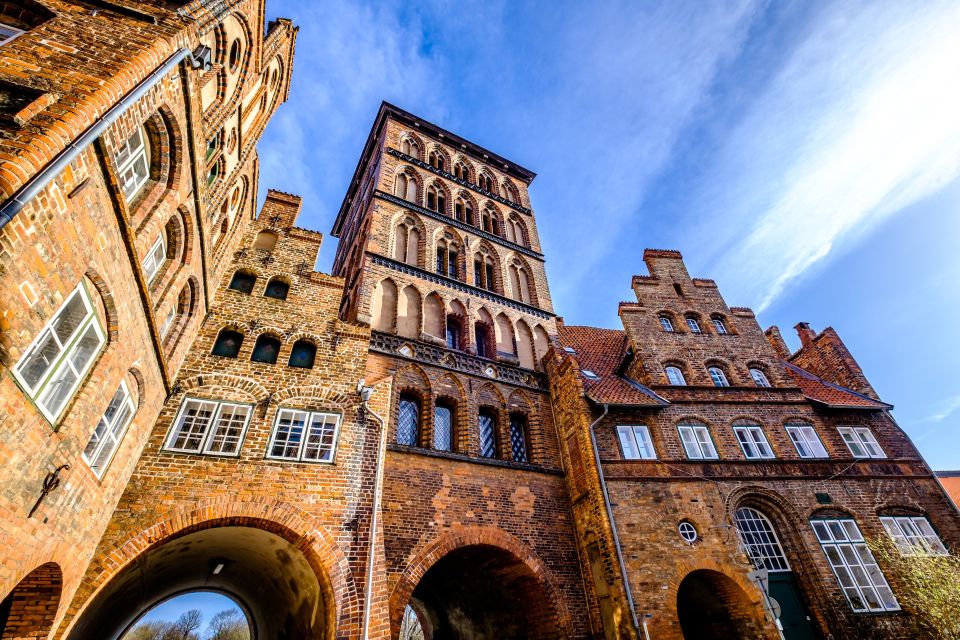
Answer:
[{"left": 1, "top": 5, "right": 958, "bottom": 640}]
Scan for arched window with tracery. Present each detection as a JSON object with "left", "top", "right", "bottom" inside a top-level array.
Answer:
[
  {"left": 436, "top": 238, "right": 459, "bottom": 279},
  {"left": 473, "top": 253, "right": 497, "bottom": 291},
  {"left": 734, "top": 507, "right": 790, "bottom": 572},
  {"left": 478, "top": 172, "right": 493, "bottom": 192},
  {"left": 428, "top": 149, "right": 446, "bottom": 171},
  {"left": 426, "top": 183, "right": 446, "bottom": 215},
  {"left": 454, "top": 161, "right": 470, "bottom": 181},
  {"left": 393, "top": 220, "right": 420, "bottom": 266},
  {"left": 454, "top": 195, "right": 473, "bottom": 225},
  {"left": 401, "top": 137, "right": 420, "bottom": 159},
  {"left": 394, "top": 171, "right": 418, "bottom": 203}
]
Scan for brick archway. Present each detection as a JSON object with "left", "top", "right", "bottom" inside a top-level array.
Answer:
[
  {"left": 389, "top": 526, "right": 574, "bottom": 639},
  {"left": 61, "top": 500, "right": 360, "bottom": 640},
  {"left": 0, "top": 562, "right": 62, "bottom": 640},
  {"left": 677, "top": 568, "right": 771, "bottom": 640}
]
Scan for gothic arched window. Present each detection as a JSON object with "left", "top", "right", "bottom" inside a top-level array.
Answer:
[{"left": 509, "top": 413, "right": 529, "bottom": 463}]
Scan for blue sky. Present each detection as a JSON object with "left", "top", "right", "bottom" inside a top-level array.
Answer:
[{"left": 258, "top": 0, "right": 960, "bottom": 469}]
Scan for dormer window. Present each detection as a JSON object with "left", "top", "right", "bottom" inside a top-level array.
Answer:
[
  {"left": 708, "top": 366, "right": 730, "bottom": 387},
  {"left": 582, "top": 370, "right": 598, "bottom": 380},
  {"left": 686, "top": 317, "right": 701, "bottom": 333},
  {"left": 0, "top": 23, "right": 24, "bottom": 46},
  {"left": 749, "top": 368, "right": 771, "bottom": 387},
  {"left": 665, "top": 366, "right": 686, "bottom": 386},
  {"left": 659, "top": 315, "right": 674, "bottom": 332},
  {"left": 563, "top": 347, "right": 576, "bottom": 354}
]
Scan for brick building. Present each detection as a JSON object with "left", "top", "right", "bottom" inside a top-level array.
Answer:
[
  {"left": 0, "top": 1, "right": 297, "bottom": 637},
  {"left": 546, "top": 249, "right": 960, "bottom": 640},
  {"left": 0, "top": 3, "right": 959, "bottom": 639}
]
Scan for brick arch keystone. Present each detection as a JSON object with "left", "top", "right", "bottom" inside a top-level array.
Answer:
[{"left": 388, "top": 526, "right": 574, "bottom": 638}]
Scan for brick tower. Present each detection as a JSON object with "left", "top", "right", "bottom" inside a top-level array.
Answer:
[{"left": 331, "top": 103, "right": 592, "bottom": 638}]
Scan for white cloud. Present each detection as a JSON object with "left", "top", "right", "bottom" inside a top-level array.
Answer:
[{"left": 700, "top": 0, "right": 960, "bottom": 311}]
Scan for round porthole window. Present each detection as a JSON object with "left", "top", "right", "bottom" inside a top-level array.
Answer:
[
  {"left": 678, "top": 520, "right": 698, "bottom": 544},
  {"left": 228, "top": 38, "right": 242, "bottom": 72}
]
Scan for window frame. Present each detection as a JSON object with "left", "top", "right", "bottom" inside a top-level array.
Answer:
[
  {"left": 82, "top": 379, "right": 136, "bottom": 478},
  {"left": 735, "top": 507, "right": 791, "bottom": 572},
  {"left": 266, "top": 407, "right": 342, "bottom": 464},
  {"left": 163, "top": 397, "right": 254, "bottom": 457},
  {"left": 13, "top": 282, "right": 107, "bottom": 423},
  {"left": 509, "top": 413, "right": 529, "bottom": 463},
  {"left": 0, "top": 22, "right": 24, "bottom": 46},
  {"left": 785, "top": 423, "right": 829, "bottom": 459},
  {"left": 665, "top": 366, "right": 686, "bottom": 386},
  {"left": 142, "top": 234, "right": 166, "bottom": 283},
  {"left": 811, "top": 518, "right": 899, "bottom": 613},
  {"left": 677, "top": 423, "right": 719, "bottom": 460},
  {"left": 685, "top": 317, "right": 701, "bottom": 333},
  {"left": 433, "top": 402, "right": 454, "bottom": 452},
  {"left": 658, "top": 315, "right": 674, "bottom": 332},
  {"left": 749, "top": 368, "right": 771, "bottom": 388},
  {"left": 880, "top": 515, "right": 948, "bottom": 556},
  {"left": 708, "top": 366, "right": 730, "bottom": 387},
  {"left": 115, "top": 127, "right": 150, "bottom": 200},
  {"left": 712, "top": 317, "right": 728, "bottom": 334},
  {"left": 397, "top": 395, "right": 420, "bottom": 446},
  {"left": 159, "top": 304, "right": 176, "bottom": 338},
  {"left": 616, "top": 425, "right": 657, "bottom": 460},
  {"left": 733, "top": 423, "right": 776, "bottom": 460},
  {"left": 838, "top": 426, "right": 886, "bottom": 459}
]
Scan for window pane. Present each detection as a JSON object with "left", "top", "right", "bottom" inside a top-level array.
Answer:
[
  {"left": 434, "top": 405, "right": 453, "bottom": 451},
  {"left": 17, "top": 329, "right": 62, "bottom": 390},
  {"left": 206, "top": 404, "right": 250, "bottom": 454},
  {"left": 303, "top": 413, "right": 338, "bottom": 462},
  {"left": 618, "top": 426, "right": 640, "bottom": 459},
  {"left": 271, "top": 410, "right": 306, "bottom": 459},
  {"left": 170, "top": 400, "right": 216, "bottom": 451},
  {"left": 633, "top": 426, "right": 656, "bottom": 459},
  {"left": 397, "top": 398, "right": 419, "bottom": 446},
  {"left": 679, "top": 426, "right": 700, "bottom": 458},
  {"left": 510, "top": 415, "right": 528, "bottom": 463},
  {"left": 479, "top": 412, "right": 496, "bottom": 458},
  {"left": 52, "top": 291, "right": 89, "bottom": 344}
]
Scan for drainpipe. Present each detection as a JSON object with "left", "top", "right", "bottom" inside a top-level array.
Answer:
[
  {"left": 359, "top": 382, "right": 387, "bottom": 640},
  {"left": 0, "top": 46, "right": 201, "bottom": 228},
  {"left": 587, "top": 403, "right": 644, "bottom": 638}
]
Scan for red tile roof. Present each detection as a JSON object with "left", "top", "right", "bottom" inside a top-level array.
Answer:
[
  {"left": 556, "top": 325, "right": 667, "bottom": 407},
  {"left": 782, "top": 361, "right": 891, "bottom": 410}
]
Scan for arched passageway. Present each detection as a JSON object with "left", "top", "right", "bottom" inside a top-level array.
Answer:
[
  {"left": 404, "top": 544, "right": 559, "bottom": 640},
  {"left": 676, "top": 569, "right": 768, "bottom": 640},
  {"left": 0, "top": 562, "right": 63, "bottom": 639},
  {"left": 69, "top": 526, "right": 331, "bottom": 640}
]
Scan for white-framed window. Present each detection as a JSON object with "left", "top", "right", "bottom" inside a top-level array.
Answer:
[
  {"left": 708, "top": 366, "right": 730, "bottom": 387},
  {"left": 686, "top": 317, "right": 701, "bottom": 333},
  {"left": 164, "top": 398, "right": 252, "bottom": 456},
  {"left": 712, "top": 318, "right": 728, "bottom": 334},
  {"left": 785, "top": 423, "right": 829, "bottom": 458},
  {"left": 811, "top": 519, "right": 899, "bottom": 613},
  {"left": 665, "top": 366, "right": 686, "bottom": 386},
  {"left": 734, "top": 423, "right": 775, "bottom": 460},
  {"left": 735, "top": 507, "right": 790, "bottom": 572},
  {"left": 749, "top": 368, "right": 771, "bottom": 387},
  {"left": 115, "top": 126, "right": 150, "bottom": 200},
  {"left": 880, "top": 516, "right": 948, "bottom": 556},
  {"left": 617, "top": 425, "right": 656, "bottom": 460},
  {"left": 142, "top": 234, "right": 166, "bottom": 282},
  {"left": 82, "top": 380, "right": 135, "bottom": 478},
  {"left": 658, "top": 315, "right": 674, "bottom": 332},
  {"left": 160, "top": 305, "right": 176, "bottom": 337},
  {"left": 13, "top": 283, "right": 106, "bottom": 423},
  {"left": 838, "top": 426, "right": 885, "bottom": 459},
  {"left": 267, "top": 408, "right": 341, "bottom": 463},
  {"left": 0, "top": 22, "right": 24, "bottom": 45},
  {"left": 678, "top": 520, "right": 698, "bottom": 544},
  {"left": 678, "top": 422, "right": 718, "bottom": 460}
]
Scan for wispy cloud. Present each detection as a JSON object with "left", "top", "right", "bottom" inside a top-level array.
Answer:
[{"left": 695, "top": 0, "right": 960, "bottom": 311}]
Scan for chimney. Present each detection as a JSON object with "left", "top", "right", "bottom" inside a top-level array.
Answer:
[
  {"left": 764, "top": 326, "right": 791, "bottom": 359},
  {"left": 795, "top": 322, "right": 817, "bottom": 349}
]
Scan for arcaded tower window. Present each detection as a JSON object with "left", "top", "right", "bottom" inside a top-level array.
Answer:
[
  {"left": 264, "top": 277, "right": 290, "bottom": 300},
  {"left": 288, "top": 340, "right": 317, "bottom": 369}
]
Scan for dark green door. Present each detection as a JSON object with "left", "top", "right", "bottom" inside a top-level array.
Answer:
[{"left": 768, "top": 572, "right": 817, "bottom": 640}]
